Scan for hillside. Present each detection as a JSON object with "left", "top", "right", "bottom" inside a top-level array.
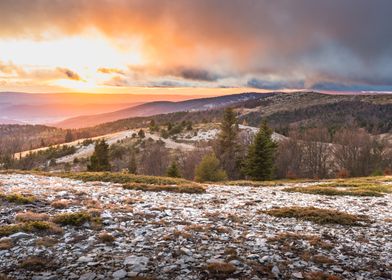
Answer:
[{"left": 54, "top": 93, "right": 271, "bottom": 129}]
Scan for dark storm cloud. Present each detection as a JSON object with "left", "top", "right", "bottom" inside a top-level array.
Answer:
[
  {"left": 175, "top": 68, "right": 221, "bottom": 82},
  {"left": 0, "top": 0, "right": 391, "bottom": 90},
  {"left": 57, "top": 68, "right": 82, "bottom": 81},
  {"left": 247, "top": 78, "right": 304, "bottom": 90}
]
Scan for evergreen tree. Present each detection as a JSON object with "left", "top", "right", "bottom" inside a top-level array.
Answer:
[
  {"left": 195, "top": 153, "right": 227, "bottom": 182},
  {"left": 128, "top": 151, "right": 137, "bottom": 174},
  {"left": 138, "top": 129, "right": 146, "bottom": 138},
  {"left": 166, "top": 161, "right": 181, "bottom": 178},
  {"left": 242, "top": 121, "right": 278, "bottom": 180},
  {"left": 87, "top": 139, "right": 111, "bottom": 171},
  {"left": 215, "top": 108, "right": 242, "bottom": 179},
  {"left": 65, "top": 130, "right": 74, "bottom": 143}
]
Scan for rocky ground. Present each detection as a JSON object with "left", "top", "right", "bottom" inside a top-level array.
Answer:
[{"left": 0, "top": 174, "right": 391, "bottom": 280}]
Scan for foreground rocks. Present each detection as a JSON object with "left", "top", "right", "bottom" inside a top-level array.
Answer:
[{"left": 0, "top": 174, "right": 391, "bottom": 280}]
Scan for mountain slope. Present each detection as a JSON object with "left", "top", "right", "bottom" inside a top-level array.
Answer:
[{"left": 55, "top": 92, "right": 272, "bottom": 129}]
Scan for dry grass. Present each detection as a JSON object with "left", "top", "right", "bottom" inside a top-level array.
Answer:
[
  {"left": 35, "top": 237, "right": 58, "bottom": 247},
  {"left": 98, "top": 232, "right": 115, "bottom": 243},
  {"left": 19, "top": 256, "right": 51, "bottom": 271},
  {"left": 0, "top": 238, "right": 13, "bottom": 250},
  {"left": 223, "top": 178, "right": 315, "bottom": 187},
  {"left": 207, "top": 262, "right": 236, "bottom": 276},
  {"left": 0, "top": 221, "right": 63, "bottom": 237},
  {"left": 285, "top": 181, "right": 392, "bottom": 197},
  {"left": 263, "top": 206, "right": 369, "bottom": 226},
  {"left": 267, "top": 232, "right": 334, "bottom": 250},
  {"left": 304, "top": 271, "right": 342, "bottom": 280},
  {"left": 0, "top": 193, "right": 36, "bottom": 204},
  {"left": 50, "top": 199, "right": 70, "bottom": 209},
  {"left": 50, "top": 171, "right": 194, "bottom": 186},
  {"left": 15, "top": 211, "right": 49, "bottom": 222},
  {"left": 122, "top": 182, "right": 205, "bottom": 194},
  {"left": 52, "top": 211, "right": 92, "bottom": 226}
]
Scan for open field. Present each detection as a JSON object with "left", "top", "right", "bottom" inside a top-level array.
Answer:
[{"left": 0, "top": 173, "right": 391, "bottom": 279}]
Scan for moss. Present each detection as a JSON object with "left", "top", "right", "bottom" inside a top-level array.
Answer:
[
  {"left": 52, "top": 212, "right": 91, "bottom": 226},
  {"left": 263, "top": 206, "right": 369, "bottom": 226},
  {"left": 0, "top": 193, "right": 36, "bottom": 204},
  {"left": 122, "top": 182, "right": 205, "bottom": 194},
  {"left": 0, "top": 221, "right": 63, "bottom": 237}
]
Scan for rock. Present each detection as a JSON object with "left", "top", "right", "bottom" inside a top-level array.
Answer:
[
  {"left": 292, "top": 272, "right": 304, "bottom": 279},
  {"left": 180, "top": 247, "right": 192, "bottom": 256},
  {"left": 79, "top": 272, "right": 96, "bottom": 280},
  {"left": 124, "top": 256, "right": 149, "bottom": 272},
  {"left": 77, "top": 256, "right": 94, "bottom": 263},
  {"left": 271, "top": 265, "right": 280, "bottom": 278},
  {"left": 9, "top": 232, "right": 33, "bottom": 240},
  {"left": 112, "top": 269, "right": 127, "bottom": 279}
]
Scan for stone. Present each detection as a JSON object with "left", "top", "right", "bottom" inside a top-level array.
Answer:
[
  {"left": 9, "top": 232, "right": 33, "bottom": 240},
  {"left": 112, "top": 269, "right": 127, "bottom": 279},
  {"left": 79, "top": 272, "right": 96, "bottom": 280}
]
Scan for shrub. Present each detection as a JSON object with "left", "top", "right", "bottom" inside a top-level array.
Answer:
[
  {"left": 123, "top": 182, "right": 205, "bottom": 194},
  {"left": 15, "top": 211, "right": 49, "bottom": 222},
  {"left": 0, "top": 193, "right": 35, "bottom": 204},
  {"left": 50, "top": 199, "right": 70, "bottom": 209},
  {"left": 263, "top": 206, "right": 369, "bottom": 226},
  {"left": 207, "top": 262, "right": 236, "bottom": 276},
  {"left": 98, "top": 232, "right": 115, "bottom": 243},
  {"left": 0, "top": 221, "right": 63, "bottom": 237},
  {"left": 20, "top": 256, "right": 50, "bottom": 271},
  {"left": 52, "top": 212, "right": 91, "bottom": 226},
  {"left": 195, "top": 153, "right": 227, "bottom": 182}
]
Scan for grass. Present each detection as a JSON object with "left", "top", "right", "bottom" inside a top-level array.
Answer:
[
  {"left": 15, "top": 211, "right": 49, "bottom": 222},
  {"left": 123, "top": 182, "right": 205, "bottom": 194},
  {"left": 50, "top": 199, "right": 70, "bottom": 209},
  {"left": 0, "top": 221, "right": 63, "bottom": 237},
  {"left": 20, "top": 256, "right": 51, "bottom": 271},
  {"left": 267, "top": 232, "right": 334, "bottom": 250},
  {"left": 0, "top": 238, "right": 13, "bottom": 250},
  {"left": 0, "top": 193, "right": 36, "bottom": 204},
  {"left": 222, "top": 178, "right": 315, "bottom": 187},
  {"left": 35, "top": 237, "right": 58, "bottom": 247},
  {"left": 263, "top": 206, "right": 369, "bottom": 226},
  {"left": 98, "top": 232, "right": 115, "bottom": 243},
  {"left": 50, "top": 171, "right": 194, "bottom": 186},
  {"left": 206, "top": 262, "right": 236, "bottom": 275},
  {"left": 52, "top": 211, "right": 92, "bottom": 226},
  {"left": 284, "top": 181, "right": 392, "bottom": 197}
]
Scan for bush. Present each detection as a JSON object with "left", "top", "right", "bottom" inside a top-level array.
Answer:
[{"left": 195, "top": 153, "right": 227, "bottom": 183}]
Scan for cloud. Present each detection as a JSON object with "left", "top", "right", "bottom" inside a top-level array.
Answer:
[
  {"left": 98, "top": 67, "right": 125, "bottom": 75},
  {"left": 247, "top": 78, "right": 304, "bottom": 90},
  {"left": 0, "top": 0, "right": 391, "bottom": 90},
  {"left": 57, "top": 67, "right": 82, "bottom": 81},
  {"left": 103, "top": 76, "right": 129, "bottom": 87}
]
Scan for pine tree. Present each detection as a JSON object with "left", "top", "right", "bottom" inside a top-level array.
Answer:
[
  {"left": 138, "top": 129, "right": 145, "bottom": 138},
  {"left": 128, "top": 151, "right": 137, "bottom": 174},
  {"left": 166, "top": 161, "right": 181, "bottom": 178},
  {"left": 215, "top": 108, "right": 241, "bottom": 179},
  {"left": 65, "top": 130, "right": 74, "bottom": 143},
  {"left": 87, "top": 139, "right": 111, "bottom": 171},
  {"left": 242, "top": 121, "right": 278, "bottom": 180},
  {"left": 195, "top": 153, "right": 227, "bottom": 182}
]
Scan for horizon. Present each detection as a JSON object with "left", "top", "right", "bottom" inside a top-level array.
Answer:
[{"left": 1, "top": 0, "right": 392, "bottom": 96}]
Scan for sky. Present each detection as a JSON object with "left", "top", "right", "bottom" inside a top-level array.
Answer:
[{"left": 0, "top": 0, "right": 392, "bottom": 95}]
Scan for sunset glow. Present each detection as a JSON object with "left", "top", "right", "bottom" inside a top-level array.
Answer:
[{"left": 1, "top": 0, "right": 392, "bottom": 94}]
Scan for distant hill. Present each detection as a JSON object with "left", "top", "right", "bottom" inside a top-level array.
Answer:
[{"left": 54, "top": 92, "right": 271, "bottom": 128}]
